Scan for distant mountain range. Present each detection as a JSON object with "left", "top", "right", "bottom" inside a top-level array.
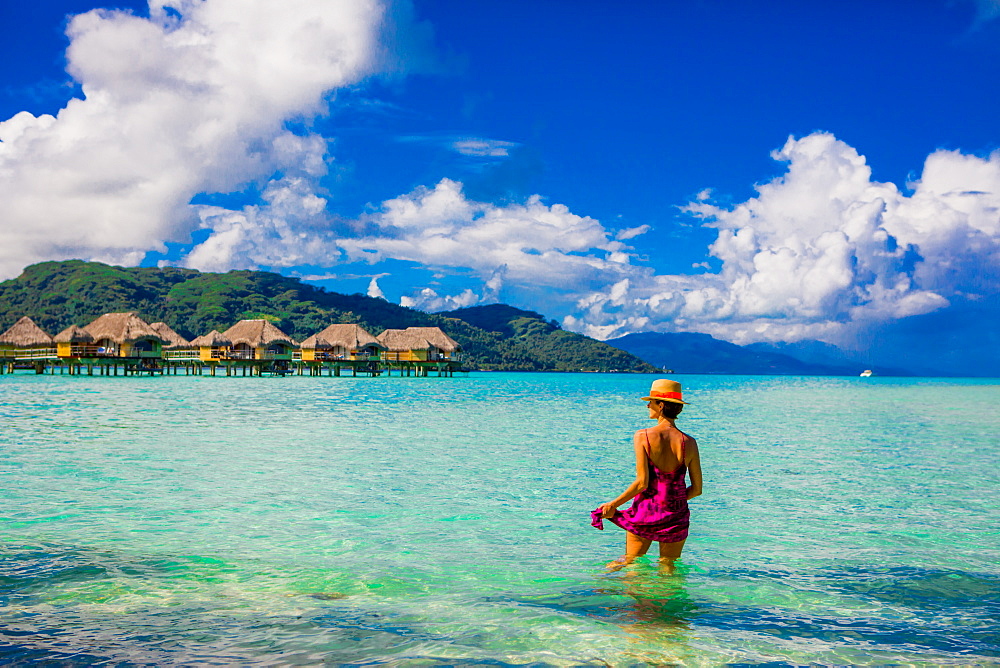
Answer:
[{"left": 606, "top": 331, "right": 913, "bottom": 376}]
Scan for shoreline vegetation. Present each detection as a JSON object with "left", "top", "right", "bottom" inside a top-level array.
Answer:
[{"left": 0, "top": 261, "right": 659, "bottom": 374}]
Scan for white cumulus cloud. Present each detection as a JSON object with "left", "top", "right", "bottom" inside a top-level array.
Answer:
[
  {"left": 311, "top": 133, "right": 999, "bottom": 346},
  {"left": 400, "top": 286, "right": 479, "bottom": 311},
  {"left": 571, "top": 133, "right": 1000, "bottom": 344},
  {"left": 341, "top": 178, "right": 636, "bottom": 294},
  {"left": 367, "top": 273, "right": 389, "bottom": 299},
  {"left": 0, "top": 0, "right": 387, "bottom": 279}
]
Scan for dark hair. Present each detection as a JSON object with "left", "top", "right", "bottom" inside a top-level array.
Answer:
[{"left": 655, "top": 400, "right": 683, "bottom": 420}]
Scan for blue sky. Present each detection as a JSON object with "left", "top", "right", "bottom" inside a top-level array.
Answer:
[{"left": 1, "top": 0, "right": 998, "bottom": 372}]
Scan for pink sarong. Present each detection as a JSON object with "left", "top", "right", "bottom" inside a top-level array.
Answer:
[{"left": 592, "top": 430, "right": 690, "bottom": 543}]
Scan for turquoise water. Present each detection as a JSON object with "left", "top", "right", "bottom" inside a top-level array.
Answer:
[{"left": 1, "top": 372, "right": 998, "bottom": 665}]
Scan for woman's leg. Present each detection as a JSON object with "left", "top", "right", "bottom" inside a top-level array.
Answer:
[
  {"left": 658, "top": 539, "right": 685, "bottom": 560},
  {"left": 606, "top": 532, "right": 653, "bottom": 570},
  {"left": 657, "top": 539, "right": 686, "bottom": 574}
]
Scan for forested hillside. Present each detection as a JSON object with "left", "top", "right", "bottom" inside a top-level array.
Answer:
[
  {"left": 441, "top": 304, "right": 656, "bottom": 373},
  {"left": 0, "top": 261, "right": 657, "bottom": 373}
]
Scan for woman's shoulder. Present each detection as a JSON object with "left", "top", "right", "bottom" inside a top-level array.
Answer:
[
  {"left": 644, "top": 425, "right": 680, "bottom": 448},
  {"left": 679, "top": 429, "right": 698, "bottom": 445},
  {"left": 681, "top": 432, "right": 699, "bottom": 458}
]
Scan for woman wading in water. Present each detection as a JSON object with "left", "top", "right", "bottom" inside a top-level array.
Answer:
[{"left": 591, "top": 379, "right": 702, "bottom": 570}]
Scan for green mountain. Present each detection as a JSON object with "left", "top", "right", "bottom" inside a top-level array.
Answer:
[
  {"left": 0, "top": 260, "right": 656, "bottom": 373},
  {"left": 441, "top": 304, "right": 659, "bottom": 372}
]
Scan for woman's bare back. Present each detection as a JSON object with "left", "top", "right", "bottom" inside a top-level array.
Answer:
[{"left": 642, "top": 425, "right": 690, "bottom": 473}]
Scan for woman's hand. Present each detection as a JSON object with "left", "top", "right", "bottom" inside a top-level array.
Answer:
[{"left": 599, "top": 502, "right": 618, "bottom": 519}]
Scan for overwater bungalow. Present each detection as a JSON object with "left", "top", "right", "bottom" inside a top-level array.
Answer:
[
  {"left": 377, "top": 327, "right": 460, "bottom": 362},
  {"left": 82, "top": 312, "right": 166, "bottom": 359},
  {"left": 220, "top": 319, "right": 295, "bottom": 361},
  {"left": 188, "top": 330, "right": 231, "bottom": 362},
  {"left": 54, "top": 325, "right": 95, "bottom": 358},
  {"left": 299, "top": 324, "right": 385, "bottom": 361},
  {"left": 0, "top": 317, "right": 55, "bottom": 360},
  {"left": 404, "top": 327, "right": 461, "bottom": 361},
  {"left": 377, "top": 328, "right": 419, "bottom": 361}
]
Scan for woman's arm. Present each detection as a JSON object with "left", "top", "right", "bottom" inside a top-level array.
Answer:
[
  {"left": 600, "top": 431, "right": 650, "bottom": 518},
  {"left": 685, "top": 438, "right": 703, "bottom": 500}
]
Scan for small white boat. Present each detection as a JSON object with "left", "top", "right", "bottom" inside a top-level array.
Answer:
[{"left": 859, "top": 369, "right": 873, "bottom": 377}]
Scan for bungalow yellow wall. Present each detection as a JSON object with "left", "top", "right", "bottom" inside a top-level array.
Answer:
[
  {"left": 0, "top": 343, "right": 13, "bottom": 358},
  {"left": 57, "top": 342, "right": 75, "bottom": 357},
  {"left": 301, "top": 348, "right": 316, "bottom": 361},
  {"left": 199, "top": 346, "right": 222, "bottom": 362},
  {"left": 383, "top": 349, "right": 429, "bottom": 362}
]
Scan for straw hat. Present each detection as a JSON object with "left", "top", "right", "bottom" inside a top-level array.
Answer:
[{"left": 641, "top": 378, "right": 688, "bottom": 404}]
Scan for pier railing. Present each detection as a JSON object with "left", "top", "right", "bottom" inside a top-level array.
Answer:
[
  {"left": 293, "top": 351, "right": 380, "bottom": 362},
  {"left": 381, "top": 352, "right": 461, "bottom": 362},
  {"left": 62, "top": 345, "right": 164, "bottom": 359},
  {"left": 162, "top": 349, "right": 203, "bottom": 361},
  {"left": 225, "top": 351, "right": 291, "bottom": 361},
  {"left": 161, "top": 349, "right": 294, "bottom": 362},
  {"left": 10, "top": 347, "right": 58, "bottom": 360}
]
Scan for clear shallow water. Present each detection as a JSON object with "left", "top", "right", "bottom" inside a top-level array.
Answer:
[{"left": 1, "top": 372, "right": 998, "bottom": 665}]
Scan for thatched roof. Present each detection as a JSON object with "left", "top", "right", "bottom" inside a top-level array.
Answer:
[
  {"left": 221, "top": 319, "right": 294, "bottom": 347},
  {"left": 84, "top": 312, "right": 165, "bottom": 344},
  {"left": 377, "top": 327, "right": 460, "bottom": 353},
  {"left": 190, "top": 330, "right": 231, "bottom": 347},
  {"left": 405, "top": 327, "right": 460, "bottom": 352},
  {"left": 376, "top": 328, "right": 433, "bottom": 352},
  {"left": 0, "top": 317, "right": 54, "bottom": 346},
  {"left": 150, "top": 322, "right": 191, "bottom": 349},
  {"left": 54, "top": 325, "right": 94, "bottom": 343},
  {"left": 300, "top": 323, "right": 385, "bottom": 350}
]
